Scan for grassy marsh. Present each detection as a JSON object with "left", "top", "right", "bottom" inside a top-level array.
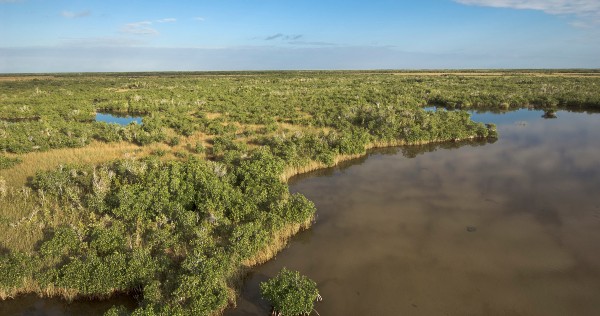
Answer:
[{"left": 1, "top": 70, "right": 598, "bottom": 315}]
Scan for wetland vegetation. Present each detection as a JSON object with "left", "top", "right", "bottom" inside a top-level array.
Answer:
[
  {"left": 230, "top": 109, "right": 600, "bottom": 315},
  {"left": 1, "top": 71, "right": 599, "bottom": 315}
]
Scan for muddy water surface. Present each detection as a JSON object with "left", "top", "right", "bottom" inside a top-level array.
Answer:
[
  {"left": 0, "top": 294, "right": 137, "bottom": 316},
  {"left": 227, "top": 110, "right": 600, "bottom": 316},
  {"left": 2, "top": 110, "right": 599, "bottom": 315}
]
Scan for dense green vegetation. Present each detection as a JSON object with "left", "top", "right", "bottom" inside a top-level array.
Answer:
[
  {"left": 2, "top": 151, "right": 316, "bottom": 315},
  {"left": 0, "top": 71, "right": 597, "bottom": 315},
  {"left": 1, "top": 71, "right": 598, "bottom": 154},
  {"left": 260, "top": 268, "right": 321, "bottom": 316},
  {"left": 0, "top": 155, "right": 21, "bottom": 170}
]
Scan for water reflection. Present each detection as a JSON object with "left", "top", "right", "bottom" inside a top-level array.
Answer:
[
  {"left": 95, "top": 113, "right": 142, "bottom": 126},
  {"left": 470, "top": 108, "right": 544, "bottom": 125},
  {"left": 227, "top": 110, "right": 600, "bottom": 316},
  {"left": 290, "top": 139, "right": 495, "bottom": 182}
]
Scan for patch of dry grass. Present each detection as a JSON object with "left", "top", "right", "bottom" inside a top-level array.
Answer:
[
  {"left": 0, "top": 141, "right": 170, "bottom": 188},
  {"left": 242, "top": 217, "right": 313, "bottom": 267},
  {"left": 0, "top": 127, "right": 246, "bottom": 189},
  {"left": 204, "top": 112, "right": 222, "bottom": 119},
  {"left": 0, "top": 188, "right": 44, "bottom": 253}
]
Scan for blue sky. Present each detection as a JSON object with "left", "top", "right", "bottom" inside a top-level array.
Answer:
[{"left": 1, "top": 0, "right": 599, "bottom": 72}]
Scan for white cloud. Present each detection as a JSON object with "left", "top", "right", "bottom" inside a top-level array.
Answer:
[
  {"left": 454, "top": 0, "right": 600, "bottom": 25},
  {"left": 265, "top": 33, "right": 303, "bottom": 41},
  {"left": 121, "top": 19, "right": 175, "bottom": 35},
  {"left": 122, "top": 21, "right": 158, "bottom": 35},
  {"left": 156, "top": 18, "right": 176, "bottom": 23},
  {"left": 61, "top": 10, "right": 91, "bottom": 19},
  {"left": 194, "top": 17, "right": 205, "bottom": 21}
]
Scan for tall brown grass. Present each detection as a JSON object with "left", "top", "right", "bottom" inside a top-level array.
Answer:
[{"left": 0, "top": 141, "right": 170, "bottom": 188}]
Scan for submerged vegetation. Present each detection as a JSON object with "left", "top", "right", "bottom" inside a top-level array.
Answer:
[{"left": 0, "top": 71, "right": 598, "bottom": 315}]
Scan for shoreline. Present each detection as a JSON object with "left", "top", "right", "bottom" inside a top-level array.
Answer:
[
  {"left": 0, "top": 134, "right": 494, "bottom": 314},
  {"left": 223, "top": 135, "right": 492, "bottom": 314}
]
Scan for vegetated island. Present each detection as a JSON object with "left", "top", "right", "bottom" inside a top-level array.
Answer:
[{"left": 1, "top": 70, "right": 599, "bottom": 315}]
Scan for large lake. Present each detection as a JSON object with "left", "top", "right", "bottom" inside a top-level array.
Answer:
[{"left": 227, "top": 109, "right": 600, "bottom": 316}]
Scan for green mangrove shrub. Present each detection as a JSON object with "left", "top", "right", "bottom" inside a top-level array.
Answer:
[
  {"left": 260, "top": 268, "right": 322, "bottom": 316},
  {"left": 0, "top": 155, "right": 21, "bottom": 169}
]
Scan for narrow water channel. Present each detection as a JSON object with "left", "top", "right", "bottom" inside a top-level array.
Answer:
[{"left": 227, "top": 109, "right": 600, "bottom": 316}]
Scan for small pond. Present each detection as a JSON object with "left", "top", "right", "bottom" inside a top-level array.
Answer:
[
  {"left": 227, "top": 109, "right": 600, "bottom": 316},
  {"left": 95, "top": 113, "right": 142, "bottom": 126}
]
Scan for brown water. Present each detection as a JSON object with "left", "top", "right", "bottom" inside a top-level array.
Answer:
[
  {"left": 2, "top": 110, "right": 599, "bottom": 315},
  {"left": 227, "top": 109, "right": 600, "bottom": 316},
  {"left": 0, "top": 294, "right": 137, "bottom": 316}
]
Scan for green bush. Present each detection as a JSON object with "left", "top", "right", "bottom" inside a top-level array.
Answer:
[
  {"left": 0, "top": 155, "right": 22, "bottom": 169},
  {"left": 260, "top": 268, "right": 321, "bottom": 316},
  {"left": 167, "top": 136, "right": 180, "bottom": 147},
  {"left": 192, "top": 142, "right": 205, "bottom": 154},
  {"left": 151, "top": 149, "right": 166, "bottom": 157},
  {"left": 0, "top": 252, "right": 37, "bottom": 289},
  {"left": 40, "top": 226, "right": 83, "bottom": 260}
]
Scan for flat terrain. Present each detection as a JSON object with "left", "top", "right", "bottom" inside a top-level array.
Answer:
[{"left": 0, "top": 71, "right": 598, "bottom": 315}]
